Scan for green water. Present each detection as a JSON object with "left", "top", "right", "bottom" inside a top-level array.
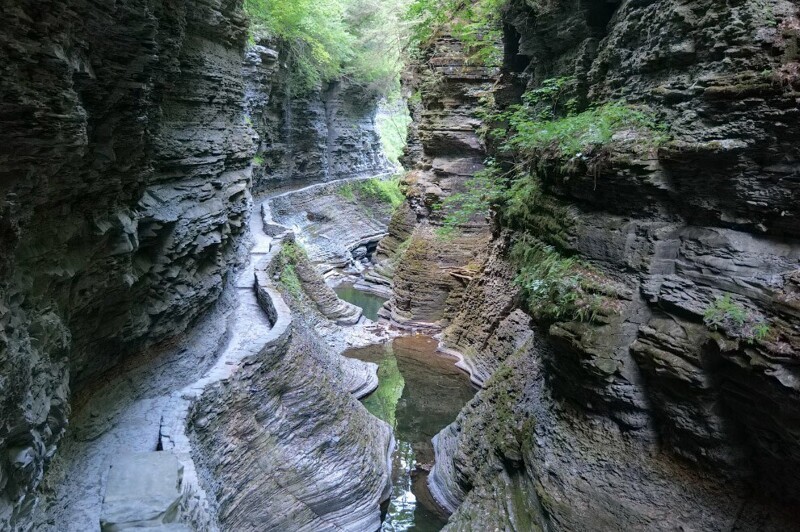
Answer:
[
  {"left": 335, "top": 283, "right": 387, "bottom": 321},
  {"left": 345, "top": 336, "right": 477, "bottom": 531}
]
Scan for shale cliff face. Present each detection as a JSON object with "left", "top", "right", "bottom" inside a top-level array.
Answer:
[
  {"left": 244, "top": 40, "right": 391, "bottom": 194},
  {"left": 378, "top": 34, "right": 498, "bottom": 328},
  {"left": 390, "top": 0, "right": 800, "bottom": 530},
  {"left": 0, "top": 1, "right": 393, "bottom": 528},
  {"left": 0, "top": 1, "right": 253, "bottom": 526}
]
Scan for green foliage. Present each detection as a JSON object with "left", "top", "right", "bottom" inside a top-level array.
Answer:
[
  {"left": 357, "top": 177, "right": 406, "bottom": 208},
  {"left": 376, "top": 98, "right": 412, "bottom": 165},
  {"left": 501, "top": 102, "right": 666, "bottom": 159},
  {"left": 435, "top": 162, "right": 506, "bottom": 235},
  {"left": 407, "top": 0, "right": 507, "bottom": 65},
  {"left": 501, "top": 172, "right": 573, "bottom": 250},
  {"left": 252, "top": 155, "right": 265, "bottom": 166},
  {"left": 337, "top": 177, "right": 406, "bottom": 208},
  {"left": 277, "top": 241, "right": 306, "bottom": 297},
  {"left": 510, "top": 235, "right": 604, "bottom": 322},
  {"left": 481, "top": 76, "right": 667, "bottom": 162},
  {"left": 337, "top": 182, "right": 357, "bottom": 202},
  {"left": 704, "top": 295, "right": 772, "bottom": 343},
  {"left": 279, "top": 263, "right": 302, "bottom": 297},
  {"left": 245, "top": 0, "right": 411, "bottom": 94},
  {"left": 436, "top": 75, "right": 669, "bottom": 322}
]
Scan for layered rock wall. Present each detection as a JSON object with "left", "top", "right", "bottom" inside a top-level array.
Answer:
[
  {"left": 186, "top": 239, "right": 392, "bottom": 531},
  {"left": 395, "top": 0, "right": 800, "bottom": 529},
  {"left": 0, "top": 0, "right": 254, "bottom": 527},
  {"left": 378, "top": 33, "right": 498, "bottom": 328},
  {"left": 244, "top": 41, "right": 391, "bottom": 193}
]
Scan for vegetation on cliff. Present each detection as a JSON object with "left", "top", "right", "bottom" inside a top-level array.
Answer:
[
  {"left": 337, "top": 177, "right": 406, "bottom": 209},
  {"left": 437, "top": 77, "right": 668, "bottom": 322},
  {"left": 408, "top": 0, "right": 507, "bottom": 64},
  {"left": 244, "top": 0, "right": 410, "bottom": 93}
]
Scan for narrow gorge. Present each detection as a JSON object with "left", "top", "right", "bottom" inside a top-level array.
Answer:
[{"left": 1, "top": 0, "right": 799, "bottom": 531}]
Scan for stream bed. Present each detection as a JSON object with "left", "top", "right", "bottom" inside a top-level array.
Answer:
[
  {"left": 335, "top": 282, "right": 387, "bottom": 321},
  {"left": 345, "top": 336, "right": 477, "bottom": 531}
]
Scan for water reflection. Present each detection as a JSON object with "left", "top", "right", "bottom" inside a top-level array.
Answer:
[
  {"left": 345, "top": 336, "right": 477, "bottom": 531},
  {"left": 335, "top": 283, "right": 388, "bottom": 321}
]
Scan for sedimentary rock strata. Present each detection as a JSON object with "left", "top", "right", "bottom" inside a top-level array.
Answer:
[
  {"left": 383, "top": 0, "right": 800, "bottom": 529},
  {"left": 0, "top": 1, "right": 253, "bottom": 526},
  {"left": 244, "top": 40, "right": 390, "bottom": 193},
  {"left": 0, "top": 0, "right": 395, "bottom": 528},
  {"left": 378, "top": 32, "right": 498, "bottom": 329}
]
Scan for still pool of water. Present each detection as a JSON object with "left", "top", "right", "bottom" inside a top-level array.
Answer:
[
  {"left": 345, "top": 336, "right": 477, "bottom": 531},
  {"left": 335, "top": 283, "right": 388, "bottom": 321}
]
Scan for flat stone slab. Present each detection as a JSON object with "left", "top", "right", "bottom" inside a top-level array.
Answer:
[{"left": 100, "top": 452, "right": 184, "bottom": 531}]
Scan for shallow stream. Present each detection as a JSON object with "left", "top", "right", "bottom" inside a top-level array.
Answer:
[
  {"left": 335, "top": 282, "right": 387, "bottom": 321},
  {"left": 345, "top": 336, "right": 477, "bottom": 531}
]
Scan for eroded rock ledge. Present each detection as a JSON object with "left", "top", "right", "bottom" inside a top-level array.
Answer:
[
  {"left": 384, "top": 1, "right": 800, "bottom": 530},
  {"left": 184, "top": 233, "right": 392, "bottom": 531}
]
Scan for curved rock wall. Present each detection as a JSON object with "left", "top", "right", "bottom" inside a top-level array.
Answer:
[
  {"left": 402, "top": 0, "right": 800, "bottom": 530},
  {"left": 0, "top": 0, "right": 254, "bottom": 527},
  {"left": 188, "top": 238, "right": 393, "bottom": 532}
]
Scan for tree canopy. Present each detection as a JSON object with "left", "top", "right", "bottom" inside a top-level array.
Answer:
[{"left": 244, "top": 0, "right": 412, "bottom": 94}]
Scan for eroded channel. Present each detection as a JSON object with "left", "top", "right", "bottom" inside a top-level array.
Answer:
[{"left": 345, "top": 336, "right": 477, "bottom": 531}]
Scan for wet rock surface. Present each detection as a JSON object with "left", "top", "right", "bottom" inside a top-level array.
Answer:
[
  {"left": 244, "top": 41, "right": 391, "bottom": 194},
  {"left": 388, "top": 0, "right": 800, "bottom": 530},
  {"left": 0, "top": 0, "right": 253, "bottom": 526}
]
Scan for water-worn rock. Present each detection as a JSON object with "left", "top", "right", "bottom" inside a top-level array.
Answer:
[
  {"left": 244, "top": 39, "right": 391, "bottom": 193},
  {"left": 409, "top": 0, "right": 800, "bottom": 529},
  {"left": 100, "top": 452, "right": 184, "bottom": 531},
  {"left": 0, "top": 0, "right": 253, "bottom": 526},
  {"left": 188, "top": 240, "right": 393, "bottom": 531}
]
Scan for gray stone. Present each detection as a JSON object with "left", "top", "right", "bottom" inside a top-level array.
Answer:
[{"left": 100, "top": 452, "right": 184, "bottom": 531}]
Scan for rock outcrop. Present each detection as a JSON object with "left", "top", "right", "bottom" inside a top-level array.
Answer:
[
  {"left": 377, "top": 32, "right": 499, "bottom": 329},
  {"left": 0, "top": 0, "right": 254, "bottom": 527},
  {"left": 244, "top": 40, "right": 391, "bottom": 193},
  {"left": 186, "top": 237, "right": 392, "bottom": 532},
  {"left": 265, "top": 177, "right": 395, "bottom": 272},
  {"left": 391, "top": 0, "right": 800, "bottom": 530},
  {"left": 0, "top": 1, "right": 397, "bottom": 528}
]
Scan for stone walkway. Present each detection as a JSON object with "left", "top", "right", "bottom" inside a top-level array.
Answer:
[
  {"left": 33, "top": 175, "right": 391, "bottom": 531},
  {"left": 34, "top": 197, "right": 279, "bottom": 531}
]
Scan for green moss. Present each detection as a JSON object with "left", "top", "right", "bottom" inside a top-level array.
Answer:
[
  {"left": 356, "top": 176, "right": 405, "bottom": 208},
  {"left": 435, "top": 163, "right": 506, "bottom": 235},
  {"left": 337, "top": 182, "right": 357, "bottom": 202},
  {"left": 337, "top": 177, "right": 406, "bottom": 209},
  {"left": 276, "top": 242, "right": 307, "bottom": 298}
]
